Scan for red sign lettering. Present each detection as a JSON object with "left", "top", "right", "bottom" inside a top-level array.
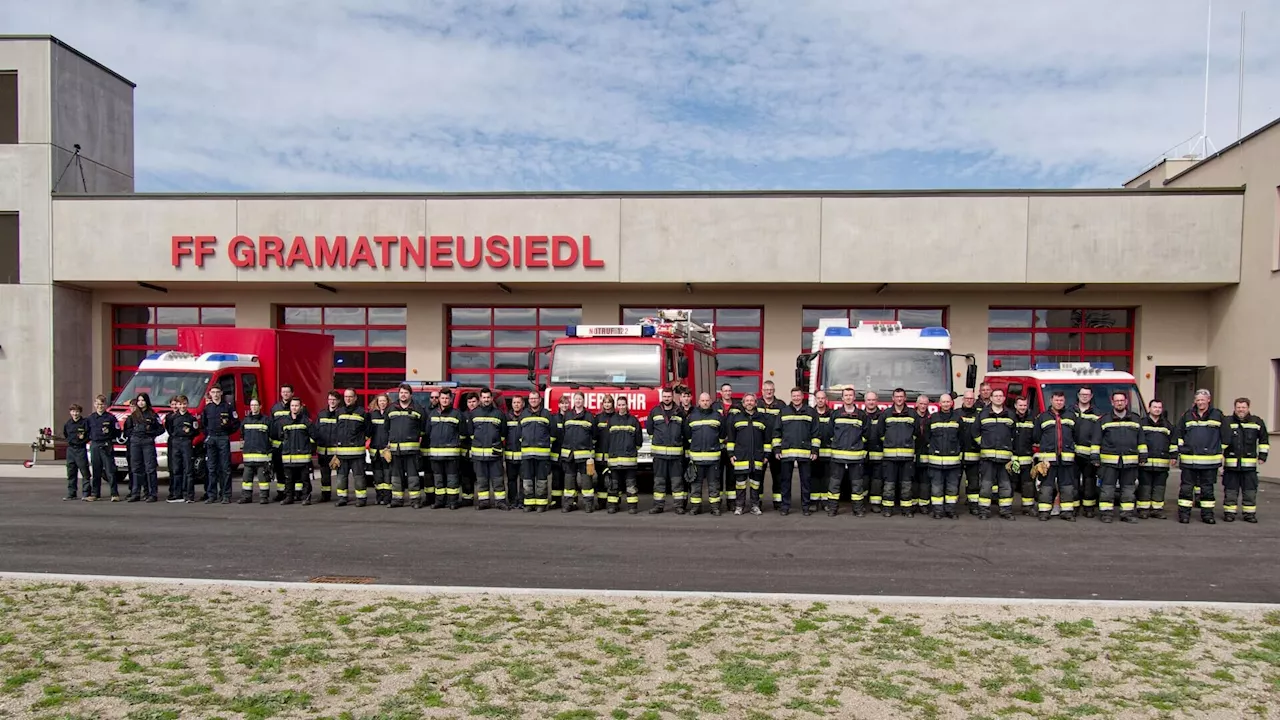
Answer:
[{"left": 168, "top": 234, "right": 608, "bottom": 270}]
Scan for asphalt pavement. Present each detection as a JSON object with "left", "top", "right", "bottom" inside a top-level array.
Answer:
[{"left": 1, "top": 471, "right": 1277, "bottom": 603}]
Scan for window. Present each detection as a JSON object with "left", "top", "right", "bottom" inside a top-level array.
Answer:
[
  {"left": 622, "top": 307, "right": 763, "bottom": 397},
  {"left": 986, "top": 307, "right": 1134, "bottom": 372},
  {"left": 279, "top": 306, "right": 406, "bottom": 402},
  {"left": 801, "top": 307, "right": 947, "bottom": 353},
  {"left": 0, "top": 213, "right": 16, "bottom": 284},
  {"left": 0, "top": 72, "right": 16, "bottom": 144},
  {"left": 447, "top": 306, "right": 582, "bottom": 391},
  {"left": 111, "top": 305, "right": 236, "bottom": 393},
  {"left": 216, "top": 375, "right": 237, "bottom": 406},
  {"left": 241, "top": 373, "right": 260, "bottom": 406}
]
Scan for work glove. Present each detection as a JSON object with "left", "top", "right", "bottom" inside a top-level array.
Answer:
[{"left": 1006, "top": 459, "right": 1021, "bottom": 474}]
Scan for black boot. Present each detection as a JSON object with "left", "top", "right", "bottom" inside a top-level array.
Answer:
[
  {"left": 1100, "top": 511, "right": 1114, "bottom": 524},
  {"left": 1038, "top": 511, "right": 1051, "bottom": 521},
  {"left": 1150, "top": 508, "right": 1167, "bottom": 520},
  {"left": 607, "top": 502, "right": 618, "bottom": 515},
  {"left": 648, "top": 504, "right": 664, "bottom": 515},
  {"left": 1201, "top": 513, "right": 1216, "bottom": 525},
  {"left": 1244, "top": 513, "right": 1258, "bottom": 524},
  {"left": 302, "top": 494, "right": 312, "bottom": 506},
  {"left": 1000, "top": 511, "right": 1015, "bottom": 521},
  {"left": 1178, "top": 511, "right": 1190, "bottom": 524},
  {"left": 356, "top": 498, "right": 366, "bottom": 507},
  {"left": 238, "top": 494, "right": 252, "bottom": 504},
  {"left": 282, "top": 493, "right": 295, "bottom": 506},
  {"left": 689, "top": 504, "right": 701, "bottom": 516},
  {"left": 1059, "top": 511, "right": 1076, "bottom": 522},
  {"left": 259, "top": 494, "right": 269, "bottom": 505},
  {"left": 1083, "top": 506, "right": 1097, "bottom": 519},
  {"left": 710, "top": 504, "right": 722, "bottom": 516},
  {"left": 674, "top": 502, "right": 687, "bottom": 516},
  {"left": 320, "top": 491, "right": 331, "bottom": 503},
  {"left": 1223, "top": 512, "right": 1236, "bottom": 523},
  {"left": 336, "top": 498, "right": 348, "bottom": 507},
  {"left": 1120, "top": 512, "right": 1138, "bottom": 524},
  {"left": 1137, "top": 509, "right": 1149, "bottom": 519}
]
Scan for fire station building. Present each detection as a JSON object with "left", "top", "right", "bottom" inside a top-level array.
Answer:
[{"left": 1, "top": 35, "right": 1278, "bottom": 458}]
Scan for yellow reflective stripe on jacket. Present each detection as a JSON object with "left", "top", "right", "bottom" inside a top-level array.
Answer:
[
  {"left": 428, "top": 447, "right": 463, "bottom": 457},
  {"left": 688, "top": 450, "right": 720, "bottom": 461},
  {"left": 242, "top": 423, "right": 269, "bottom": 432},
  {"left": 242, "top": 453, "right": 271, "bottom": 462},
  {"left": 980, "top": 449, "right": 1012, "bottom": 460},
  {"left": 282, "top": 454, "right": 311, "bottom": 462},
  {"left": 332, "top": 447, "right": 365, "bottom": 457},
  {"left": 1142, "top": 457, "right": 1171, "bottom": 468}
]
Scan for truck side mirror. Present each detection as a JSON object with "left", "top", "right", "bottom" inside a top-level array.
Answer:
[
  {"left": 526, "top": 348, "right": 539, "bottom": 384},
  {"left": 966, "top": 363, "right": 978, "bottom": 390},
  {"left": 677, "top": 356, "right": 689, "bottom": 379},
  {"left": 795, "top": 353, "right": 813, "bottom": 390}
]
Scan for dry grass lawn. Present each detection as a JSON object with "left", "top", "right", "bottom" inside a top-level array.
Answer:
[{"left": 0, "top": 580, "right": 1278, "bottom": 719}]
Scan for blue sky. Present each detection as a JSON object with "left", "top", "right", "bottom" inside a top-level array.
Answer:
[{"left": 5, "top": 0, "right": 1279, "bottom": 192}]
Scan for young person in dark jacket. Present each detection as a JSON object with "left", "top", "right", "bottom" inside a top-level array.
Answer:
[
  {"left": 604, "top": 397, "right": 645, "bottom": 514},
  {"left": 165, "top": 395, "right": 200, "bottom": 503},
  {"left": 238, "top": 398, "right": 274, "bottom": 504},
  {"left": 314, "top": 391, "right": 341, "bottom": 503},
  {"left": 62, "top": 404, "right": 91, "bottom": 501},
  {"left": 273, "top": 397, "right": 316, "bottom": 506},
  {"left": 200, "top": 385, "right": 239, "bottom": 504},
  {"left": 123, "top": 392, "right": 164, "bottom": 502},
  {"left": 368, "top": 394, "right": 392, "bottom": 505},
  {"left": 87, "top": 394, "right": 122, "bottom": 501}
]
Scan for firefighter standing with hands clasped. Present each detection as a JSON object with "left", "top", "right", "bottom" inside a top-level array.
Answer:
[
  {"left": 1222, "top": 398, "right": 1269, "bottom": 523},
  {"left": 1096, "top": 390, "right": 1146, "bottom": 524},
  {"left": 685, "top": 392, "right": 726, "bottom": 515},
  {"left": 826, "top": 387, "right": 870, "bottom": 517}
]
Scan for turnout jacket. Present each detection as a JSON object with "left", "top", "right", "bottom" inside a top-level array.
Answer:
[
  {"left": 1139, "top": 414, "right": 1175, "bottom": 468},
  {"left": 331, "top": 404, "right": 370, "bottom": 458},
  {"left": 465, "top": 405, "right": 506, "bottom": 459},
  {"left": 426, "top": 406, "right": 465, "bottom": 458},
  {"left": 864, "top": 405, "right": 886, "bottom": 461},
  {"left": 272, "top": 413, "right": 315, "bottom": 466},
  {"left": 757, "top": 396, "right": 786, "bottom": 426},
  {"left": 1072, "top": 403, "right": 1101, "bottom": 460},
  {"left": 87, "top": 410, "right": 121, "bottom": 444},
  {"left": 62, "top": 417, "right": 90, "bottom": 449},
  {"left": 814, "top": 407, "right": 832, "bottom": 460},
  {"left": 504, "top": 408, "right": 527, "bottom": 461},
  {"left": 923, "top": 409, "right": 964, "bottom": 467},
  {"left": 385, "top": 401, "right": 425, "bottom": 455},
  {"left": 958, "top": 404, "right": 981, "bottom": 463},
  {"left": 775, "top": 403, "right": 820, "bottom": 460},
  {"left": 1098, "top": 410, "right": 1147, "bottom": 467},
  {"left": 368, "top": 408, "right": 390, "bottom": 451},
  {"left": 165, "top": 411, "right": 199, "bottom": 444},
  {"left": 1033, "top": 409, "right": 1077, "bottom": 464},
  {"left": 519, "top": 406, "right": 555, "bottom": 459},
  {"left": 558, "top": 408, "right": 596, "bottom": 460},
  {"left": 239, "top": 412, "right": 272, "bottom": 464},
  {"left": 268, "top": 400, "right": 308, "bottom": 448},
  {"left": 593, "top": 409, "right": 613, "bottom": 461},
  {"left": 605, "top": 413, "right": 645, "bottom": 467},
  {"left": 1175, "top": 406, "right": 1226, "bottom": 469},
  {"left": 827, "top": 405, "right": 871, "bottom": 463},
  {"left": 314, "top": 407, "right": 340, "bottom": 455},
  {"left": 728, "top": 409, "right": 773, "bottom": 473},
  {"left": 647, "top": 403, "right": 686, "bottom": 459},
  {"left": 1224, "top": 413, "right": 1270, "bottom": 469},
  {"left": 123, "top": 409, "right": 164, "bottom": 443},
  {"left": 975, "top": 405, "right": 1016, "bottom": 461},
  {"left": 877, "top": 406, "right": 918, "bottom": 460},
  {"left": 684, "top": 406, "right": 727, "bottom": 465},
  {"left": 1011, "top": 411, "right": 1036, "bottom": 463}
]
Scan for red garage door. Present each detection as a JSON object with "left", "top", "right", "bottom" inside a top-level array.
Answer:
[
  {"left": 622, "top": 307, "right": 763, "bottom": 396},
  {"left": 987, "top": 307, "right": 1135, "bottom": 372},
  {"left": 447, "top": 306, "right": 583, "bottom": 392},
  {"left": 111, "top": 305, "right": 236, "bottom": 395},
  {"left": 279, "top": 306, "right": 407, "bottom": 402}
]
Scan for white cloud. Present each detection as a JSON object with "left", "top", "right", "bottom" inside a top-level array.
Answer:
[{"left": 3, "top": 0, "right": 1278, "bottom": 191}]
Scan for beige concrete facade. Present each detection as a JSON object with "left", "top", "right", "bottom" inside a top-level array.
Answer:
[{"left": 1, "top": 35, "right": 1276, "bottom": 457}]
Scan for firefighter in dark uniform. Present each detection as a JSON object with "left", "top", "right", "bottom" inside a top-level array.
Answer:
[
  {"left": 62, "top": 403, "right": 91, "bottom": 501},
  {"left": 774, "top": 386, "right": 820, "bottom": 516},
  {"left": 418, "top": 392, "right": 438, "bottom": 506},
  {"left": 912, "top": 395, "right": 932, "bottom": 514},
  {"left": 863, "top": 391, "right": 885, "bottom": 513},
  {"left": 1174, "top": 389, "right": 1225, "bottom": 524},
  {"left": 460, "top": 392, "right": 480, "bottom": 506},
  {"left": 314, "top": 391, "right": 341, "bottom": 504},
  {"left": 520, "top": 391, "right": 555, "bottom": 512},
  {"left": 1096, "top": 390, "right": 1146, "bottom": 523},
  {"left": 924, "top": 393, "right": 964, "bottom": 519},
  {"left": 711, "top": 384, "right": 740, "bottom": 511},
  {"left": 386, "top": 383, "right": 425, "bottom": 508},
  {"left": 269, "top": 385, "right": 303, "bottom": 502},
  {"left": 974, "top": 389, "right": 1016, "bottom": 520},
  {"left": 273, "top": 397, "right": 315, "bottom": 505},
  {"left": 368, "top": 394, "right": 391, "bottom": 505},
  {"left": 549, "top": 394, "right": 572, "bottom": 509},
  {"left": 123, "top": 393, "right": 164, "bottom": 503},
  {"left": 201, "top": 385, "right": 240, "bottom": 504},
  {"left": 87, "top": 395, "right": 122, "bottom": 501},
  {"left": 827, "top": 387, "right": 870, "bottom": 517},
  {"left": 877, "top": 389, "right": 918, "bottom": 517},
  {"left": 466, "top": 388, "right": 508, "bottom": 511},
  {"left": 1137, "top": 398, "right": 1174, "bottom": 519},
  {"left": 729, "top": 393, "right": 772, "bottom": 516},
  {"left": 958, "top": 390, "right": 981, "bottom": 514},
  {"left": 427, "top": 388, "right": 465, "bottom": 509},
  {"left": 238, "top": 398, "right": 273, "bottom": 504},
  {"left": 593, "top": 394, "right": 615, "bottom": 509},
  {"left": 605, "top": 397, "right": 644, "bottom": 514},
  {"left": 812, "top": 391, "right": 832, "bottom": 507},
  {"left": 1010, "top": 396, "right": 1037, "bottom": 515},
  {"left": 1072, "top": 389, "right": 1102, "bottom": 518},
  {"left": 685, "top": 392, "right": 726, "bottom": 515},
  {"left": 165, "top": 396, "right": 199, "bottom": 503},
  {"left": 559, "top": 391, "right": 596, "bottom": 513},
  {"left": 758, "top": 380, "right": 787, "bottom": 510},
  {"left": 648, "top": 387, "right": 687, "bottom": 514},
  {"left": 504, "top": 395, "right": 527, "bottom": 511},
  {"left": 1034, "top": 390, "right": 1078, "bottom": 521},
  {"left": 1222, "top": 397, "right": 1269, "bottom": 523},
  {"left": 332, "top": 388, "right": 371, "bottom": 507}
]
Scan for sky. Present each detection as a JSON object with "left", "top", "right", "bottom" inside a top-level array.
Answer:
[{"left": 4, "top": 0, "right": 1279, "bottom": 192}]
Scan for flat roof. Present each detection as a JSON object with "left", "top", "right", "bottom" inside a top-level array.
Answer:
[
  {"left": 50, "top": 187, "right": 1245, "bottom": 201},
  {"left": 0, "top": 34, "right": 136, "bottom": 88}
]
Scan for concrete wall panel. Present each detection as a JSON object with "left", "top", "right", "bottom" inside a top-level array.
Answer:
[
  {"left": 0, "top": 40, "right": 51, "bottom": 145},
  {"left": 0, "top": 144, "right": 52, "bottom": 284},
  {"left": 0, "top": 285, "right": 52, "bottom": 453},
  {"left": 52, "top": 198, "right": 240, "bottom": 282},
  {"left": 50, "top": 43, "right": 134, "bottom": 181},
  {"left": 51, "top": 144, "right": 133, "bottom": 195},
  {"left": 52, "top": 285, "right": 93, "bottom": 420},
  {"left": 234, "top": 199, "right": 429, "bottom": 283},
  {"left": 619, "top": 198, "right": 819, "bottom": 283},
  {"left": 424, "top": 198, "right": 621, "bottom": 283},
  {"left": 820, "top": 197, "right": 1029, "bottom": 283},
  {"left": 1026, "top": 194, "right": 1242, "bottom": 284}
]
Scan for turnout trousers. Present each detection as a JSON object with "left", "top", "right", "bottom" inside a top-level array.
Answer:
[
  {"left": 1137, "top": 468, "right": 1169, "bottom": 515},
  {"left": 605, "top": 465, "right": 639, "bottom": 510},
  {"left": 828, "top": 461, "right": 865, "bottom": 513},
  {"left": 881, "top": 460, "right": 913, "bottom": 513},
  {"left": 1077, "top": 458, "right": 1099, "bottom": 513},
  {"left": 735, "top": 469, "right": 763, "bottom": 510},
  {"left": 389, "top": 453, "right": 421, "bottom": 505},
  {"left": 978, "top": 459, "right": 1013, "bottom": 515},
  {"left": 652, "top": 457, "right": 686, "bottom": 509},
  {"left": 1036, "top": 463, "right": 1077, "bottom": 517},
  {"left": 1178, "top": 466, "right": 1218, "bottom": 519},
  {"left": 473, "top": 459, "right": 506, "bottom": 507},
  {"left": 1098, "top": 465, "right": 1138, "bottom": 518},
  {"left": 431, "top": 457, "right": 462, "bottom": 506},
  {"left": 521, "top": 457, "right": 551, "bottom": 510},
  {"left": 688, "top": 462, "right": 721, "bottom": 509},
  {"left": 1222, "top": 469, "right": 1259, "bottom": 518},
  {"left": 336, "top": 456, "right": 367, "bottom": 502},
  {"left": 930, "top": 466, "right": 962, "bottom": 515},
  {"left": 560, "top": 458, "right": 593, "bottom": 508},
  {"left": 242, "top": 463, "right": 271, "bottom": 500},
  {"left": 766, "top": 454, "right": 783, "bottom": 508}
]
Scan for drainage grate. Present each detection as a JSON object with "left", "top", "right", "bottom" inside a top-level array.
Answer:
[{"left": 308, "top": 575, "right": 377, "bottom": 585}]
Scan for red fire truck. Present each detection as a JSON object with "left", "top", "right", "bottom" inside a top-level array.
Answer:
[
  {"left": 528, "top": 309, "right": 717, "bottom": 465},
  {"left": 983, "top": 361, "right": 1146, "bottom": 417}
]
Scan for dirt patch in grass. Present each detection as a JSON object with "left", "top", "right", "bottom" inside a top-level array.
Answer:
[{"left": 0, "top": 580, "right": 1277, "bottom": 719}]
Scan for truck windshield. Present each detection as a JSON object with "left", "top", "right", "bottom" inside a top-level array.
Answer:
[
  {"left": 821, "top": 348, "right": 950, "bottom": 400},
  {"left": 113, "top": 371, "right": 213, "bottom": 407},
  {"left": 550, "top": 343, "right": 662, "bottom": 386},
  {"left": 1042, "top": 382, "right": 1146, "bottom": 413}
]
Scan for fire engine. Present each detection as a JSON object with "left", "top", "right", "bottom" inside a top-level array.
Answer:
[
  {"left": 529, "top": 309, "right": 717, "bottom": 465},
  {"left": 796, "top": 319, "right": 976, "bottom": 410},
  {"left": 983, "top": 361, "right": 1145, "bottom": 417}
]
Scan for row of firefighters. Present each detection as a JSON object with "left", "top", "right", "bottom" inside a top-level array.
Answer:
[{"left": 63, "top": 380, "right": 1269, "bottom": 523}]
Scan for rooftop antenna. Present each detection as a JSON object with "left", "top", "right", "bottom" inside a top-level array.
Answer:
[
  {"left": 1236, "top": 10, "right": 1246, "bottom": 142},
  {"left": 1190, "top": 0, "right": 1216, "bottom": 159},
  {"left": 53, "top": 143, "right": 88, "bottom": 193}
]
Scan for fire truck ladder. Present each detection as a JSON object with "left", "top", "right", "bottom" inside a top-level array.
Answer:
[{"left": 641, "top": 309, "right": 717, "bottom": 351}]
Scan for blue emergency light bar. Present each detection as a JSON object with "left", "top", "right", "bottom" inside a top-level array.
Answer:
[
  {"left": 144, "top": 351, "right": 166, "bottom": 360},
  {"left": 919, "top": 327, "right": 949, "bottom": 337},
  {"left": 203, "top": 353, "right": 243, "bottom": 362},
  {"left": 1034, "top": 361, "right": 1114, "bottom": 371},
  {"left": 823, "top": 326, "right": 853, "bottom": 337}
]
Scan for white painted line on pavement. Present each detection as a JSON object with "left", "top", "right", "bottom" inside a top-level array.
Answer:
[{"left": 1, "top": 571, "right": 1277, "bottom": 610}]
